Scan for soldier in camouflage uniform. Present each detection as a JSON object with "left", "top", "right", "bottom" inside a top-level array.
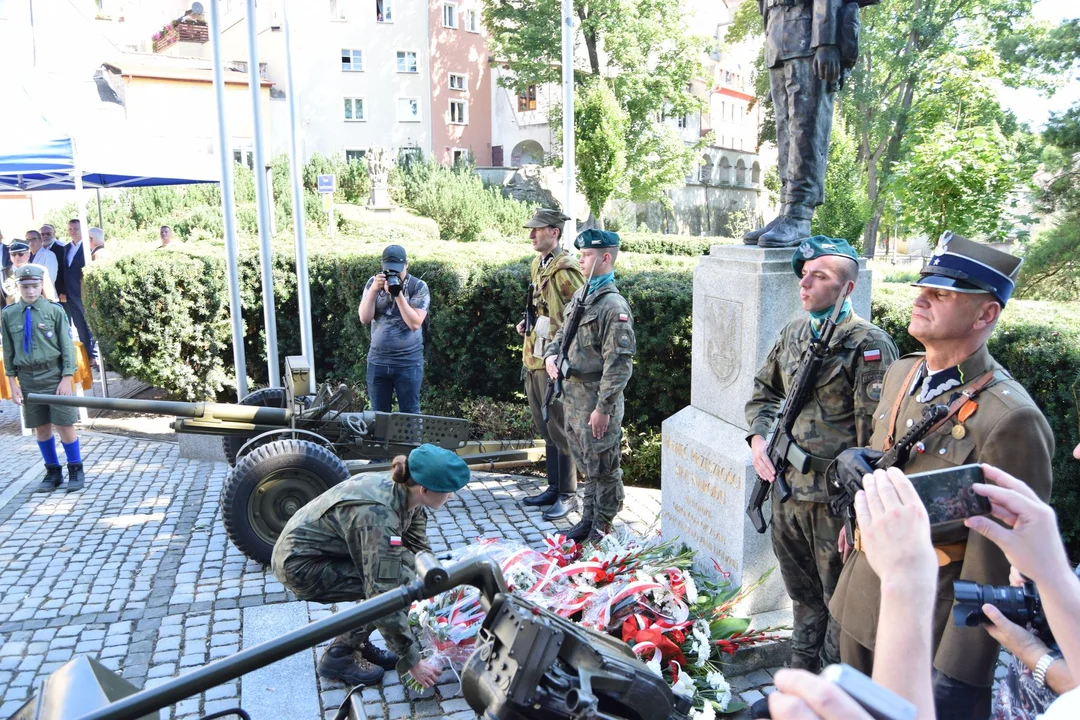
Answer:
[
  {"left": 518, "top": 209, "right": 585, "bottom": 520},
  {"left": 544, "top": 229, "right": 635, "bottom": 543},
  {"left": 272, "top": 444, "right": 471, "bottom": 688},
  {"left": 744, "top": 237, "right": 897, "bottom": 679}
]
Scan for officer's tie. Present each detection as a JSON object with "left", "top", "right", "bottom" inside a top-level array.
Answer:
[{"left": 23, "top": 305, "right": 32, "bottom": 354}]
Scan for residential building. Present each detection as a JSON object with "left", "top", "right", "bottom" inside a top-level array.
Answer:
[{"left": 489, "top": 67, "right": 559, "bottom": 168}]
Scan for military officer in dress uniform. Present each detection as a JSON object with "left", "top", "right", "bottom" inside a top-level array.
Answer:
[
  {"left": 745, "top": 237, "right": 898, "bottom": 686},
  {"left": 518, "top": 209, "right": 585, "bottom": 520},
  {"left": 544, "top": 229, "right": 635, "bottom": 543},
  {"left": 1, "top": 265, "right": 86, "bottom": 492},
  {"left": 272, "top": 444, "right": 468, "bottom": 689},
  {"left": 829, "top": 233, "right": 1055, "bottom": 720}
]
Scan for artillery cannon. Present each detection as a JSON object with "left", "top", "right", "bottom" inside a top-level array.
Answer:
[
  {"left": 13, "top": 554, "right": 690, "bottom": 720},
  {"left": 28, "top": 356, "right": 544, "bottom": 565}
]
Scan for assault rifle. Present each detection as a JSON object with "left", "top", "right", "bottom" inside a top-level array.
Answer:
[
  {"left": 827, "top": 403, "right": 950, "bottom": 544},
  {"left": 746, "top": 284, "right": 852, "bottom": 534},
  {"left": 523, "top": 282, "right": 537, "bottom": 337},
  {"left": 542, "top": 264, "right": 595, "bottom": 423}
]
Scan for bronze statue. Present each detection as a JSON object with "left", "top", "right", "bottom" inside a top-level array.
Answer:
[{"left": 744, "top": 0, "right": 872, "bottom": 247}]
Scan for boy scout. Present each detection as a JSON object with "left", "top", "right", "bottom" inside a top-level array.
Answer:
[
  {"left": 829, "top": 233, "right": 1055, "bottom": 719},
  {"left": 272, "top": 444, "right": 469, "bottom": 689},
  {"left": 1, "top": 265, "right": 86, "bottom": 492},
  {"left": 745, "top": 237, "right": 897, "bottom": 680},
  {"left": 518, "top": 208, "right": 585, "bottom": 520},
  {"left": 544, "top": 229, "right": 635, "bottom": 543}
]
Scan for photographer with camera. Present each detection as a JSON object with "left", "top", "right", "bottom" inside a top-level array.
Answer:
[{"left": 358, "top": 244, "right": 430, "bottom": 413}]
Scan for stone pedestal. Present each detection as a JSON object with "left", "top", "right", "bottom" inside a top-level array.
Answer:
[
  {"left": 661, "top": 245, "right": 871, "bottom": 616},
  {"left": 368, "top": 183, "right": 393, "bottom": 213}
]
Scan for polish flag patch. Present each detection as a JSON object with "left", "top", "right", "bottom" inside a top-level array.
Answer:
[
  {"left": 863, "top": 349, "right": 882, "bottom": 362},
  {"left": 389, "top": 535, "right": 402, "bottom": 547},
  {"left": 618, "top": 313, "right": 629, "bottom": 322}
]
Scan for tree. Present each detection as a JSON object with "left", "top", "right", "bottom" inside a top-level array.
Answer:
[
  {"left": 811, "top": 118, "right": 871, "bottom": 247},
  {"left": 483, "top": 0, "right": 708, "bottom": 205},
  {"left": 568, "top": 79, "right": 628, "bottom": 223}
]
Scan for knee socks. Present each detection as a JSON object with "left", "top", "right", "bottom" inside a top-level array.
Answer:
[
  {"left": 62, "top": 439, "right": 82, "bottom": 464},
  {"left": 38, "top": 438, "right": 60, "bottom": 466}
]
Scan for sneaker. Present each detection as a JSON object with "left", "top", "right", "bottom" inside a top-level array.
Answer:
[
  {"left": 317, "top": 644, "right": 384, "bottom": 686},
  {"left": 359, "top": 642, "right": 399, "bottom": 670}
]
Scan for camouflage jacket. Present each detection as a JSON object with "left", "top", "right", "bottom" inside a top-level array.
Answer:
[
  {"left": 271, "top": 473, "right": 431, "bottom": 671},
  {"left": 544, "top": 282, "right": 636, "bottom": 415},
  {"left": 523, "top": 248, "right": 584, "bottom": 371},
  {"left": 744, "top": 313, "right": 898, "bottom": 502}
]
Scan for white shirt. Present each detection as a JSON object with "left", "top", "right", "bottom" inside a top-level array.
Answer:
[
  {"left": 1040, "top": 686, "right": 1080, "bottom": 719},
  {"left": 31, "top": 248, "right": 58, "bottom": 286}
]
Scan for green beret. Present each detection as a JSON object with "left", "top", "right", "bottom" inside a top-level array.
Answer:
[
  {"left": 15, "top": 265, "right": 45, "bottom": 283},
  {"left": 574, "top": 228, "right": 620, "bottom": 249},
  {"left": 791, "top": 236, "right": 859, "bottom": 277},
  {"left": 408, "top": 444, "right": 471, "bottom": 493}
]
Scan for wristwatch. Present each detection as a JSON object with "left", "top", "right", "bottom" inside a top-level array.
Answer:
[{"left": 1033, "top": 651, "right": 1061, "bottom": 689}]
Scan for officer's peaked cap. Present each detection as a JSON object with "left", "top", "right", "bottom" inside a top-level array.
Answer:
[{"left": 914, "top": 231, "right": 1022, "bottom": 307}]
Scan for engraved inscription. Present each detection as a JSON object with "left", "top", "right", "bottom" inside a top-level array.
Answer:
[{"left": 704, "top": 297, "right": 742, "bottom": 390}]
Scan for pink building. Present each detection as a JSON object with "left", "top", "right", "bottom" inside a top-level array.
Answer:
[{"left": 428, "top": 0, "right": 493, "bottom": 166}]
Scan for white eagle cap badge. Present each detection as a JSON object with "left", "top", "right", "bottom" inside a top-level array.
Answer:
[
  {"left": 799, "top": 241, "right": 814, "bottom": 258},
  {"left": 934, "top": 230, "right": 953, "bottom": 257}
]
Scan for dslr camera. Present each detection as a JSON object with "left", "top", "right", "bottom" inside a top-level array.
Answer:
[
  {"left": 953, "top": 566, "right": 1080, "bottom": 643},
  {"left": 380, "top": 270, "right": 403, "bottom": 297}
]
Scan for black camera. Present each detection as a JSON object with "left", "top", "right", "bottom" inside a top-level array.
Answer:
[
  {"left": 953, "top": 579, "right": 1051, "bottom": 643},
  {"left": 381, "top": 271, "right": 403, "bottom": 297}
]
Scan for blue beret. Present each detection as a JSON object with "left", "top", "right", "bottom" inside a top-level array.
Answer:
[
  {"left": 914, "top": 232, "right": 1022, "bottom": 307},
  {"left": 574, "top": 228, "right": 620, "bottom": 249},
  {"left": 408, "top": 444, "right": 471, "bottom": 493},
  {"left": 791, "top": 236, "right": 859, "bottom": 277}
]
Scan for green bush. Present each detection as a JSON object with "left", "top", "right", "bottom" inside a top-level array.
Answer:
[
  {"left": 622, "top": 427, "right": 663, "bottom": 488},
  {"left": 617, "top": 232, "right": 734, "bottom": 256}
]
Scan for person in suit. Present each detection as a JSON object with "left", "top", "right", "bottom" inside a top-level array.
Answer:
[
  {"left": 38, "top": 224, "right": 68, "bottom": 299},
  {"left": 60, "top": 219, "right": 95, "bottom": 360}
]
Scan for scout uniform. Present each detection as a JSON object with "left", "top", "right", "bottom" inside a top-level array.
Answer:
[
  {"left": 544, "top": 229, "right": 635, "bottom": 542},
  {"left": 520, "top": 209, "right": 586, "bottom": 520},
  {"left": 744, "top": 237, "right": 898, "bottom": 673},
  {"left": 829, "top": 233, "right": 1055, "bottom": 717},
  {"left": 1, "top": 264, "right": 85, "bottom": 492},
  {"left": 272, "top": 444, "right": 471, "bottom": 685}
]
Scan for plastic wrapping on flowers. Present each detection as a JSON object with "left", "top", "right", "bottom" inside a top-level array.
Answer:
[{"left": 407, "top": 530, "right": 783, "bottom": 716}]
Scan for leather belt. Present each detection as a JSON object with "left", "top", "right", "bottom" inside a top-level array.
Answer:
[
  {"left": 566, "top": 371, "right": 603, "bottom": 383},
  {"left": 854, "top": 532, "right": 966, "bottom": 567}
]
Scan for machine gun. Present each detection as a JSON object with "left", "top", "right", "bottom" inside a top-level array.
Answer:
[
  {"left": 542, "top": 265, "right": 595, "bottom": 423},
  {"left": 28, "top": 356, "right": 544, "bottom": 565},
  {"left": 15, "top": 554, "right": 692, "bottom": 720},
  {"left": 746, "top": 284, "right": 852, "bottom": 534},
  {"left": 827, "top": 403, "right": 950, "bottom": 544},
  {"left": 522, "top": 281, "right": 537, "bottom": 338}
]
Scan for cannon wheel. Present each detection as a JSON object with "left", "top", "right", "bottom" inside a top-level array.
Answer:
[
  {"left": 221, "top": 439, "right": 350, "bottom": 565},
  {"left": 222, "top": 387, "right": 289, "bottom": 466}
]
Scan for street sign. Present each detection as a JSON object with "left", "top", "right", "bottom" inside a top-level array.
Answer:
[{"left": 317, "top": 174, "right": 336, "bottom": 193}]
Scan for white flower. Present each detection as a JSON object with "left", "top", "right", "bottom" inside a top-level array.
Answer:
[
  {"left": 671, "top": 666, "right": 697, "bottom": 698},
  {"left": 692, "top": 620, "right": 711, "bottom": 666},
  {"left": 690, "top": 700, "right": 717, "bottom": 720},
  {"left": 706, "top": 671, "right": 732, "bottom": 711},
  {"left": 645, "top": 655, "right": 663, "bottom": 677},
  {"left": 684, "top": 574, "right": 699, "bottom": 605}
]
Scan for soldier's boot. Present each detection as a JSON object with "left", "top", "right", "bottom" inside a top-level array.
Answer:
[
  {"left": 742, "top": 216, "right": 780, "bottom": 245},
  {"left": 317, "top": 640, "right": 384, "bottom": 686},
  {"left": 358, "top": 642, "right": 399, "bottom": 671},
  {"left": 758, "top": 216, "right": 812, "bottom": 248},
  {"left": 523, "top": 444, "right": 560, "bottom": 507},
  {"left": 564, "top": 515, "right": 594, "bottom": 543},
  {"left": 586, "top": 519, "right": 614, "bottom": 545},
  {"left": 34, "top": 464, "right": 64, "bottom": 493},
  {"left": 543, "top": 452, "right": 579, "bottom": 520},
  {"left": 65, "top": 463, "right": 85, "bottom": 493},
  {"left": 750, "top": 698, "right": 770, "bottom": 719}
]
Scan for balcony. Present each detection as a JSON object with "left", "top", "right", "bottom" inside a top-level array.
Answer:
[{"left": 152, "top": 17, "right": 209, "bottom": 54}]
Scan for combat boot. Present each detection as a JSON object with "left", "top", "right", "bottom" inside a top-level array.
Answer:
[
  {"left": 543, "top": 494, "right": 579, "bottom": 520},
  {"left": 34, "top": 464, "right": 64, "bottom": 493},
  {"left": 758, "top": 216, "right": 811, "bottom": 248},
  {"left": 317, "top": 641, "right": 384, "bottom": 686},
  {"left": 742, "top": 217, "right": 780, "bottom": 245},
  {"left": 358, "top": 642, "right": 399, "bottom": 671},
  {"left": 564, "top": 515, "right": 594, "bottom": 543},
  {"left": 65, "top": 463, "right": 85, "bottom": 493},
  {"left": 750, "top": 698, "right": 770, "bottom": 719}
]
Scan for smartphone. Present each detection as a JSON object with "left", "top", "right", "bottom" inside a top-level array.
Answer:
[
  {"left": 905, "top": 464, "right": 992, "bottom": 526},
  {"left": 821, "top": 664, "right": 917, "bottom": 720}
]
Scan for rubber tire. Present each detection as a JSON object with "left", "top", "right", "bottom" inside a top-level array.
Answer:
[
  {"left": 220, "top": 439, "right": 350, "bottom": 565},
  {"left": 222, "top": 387, "right": 289, "bottom": 466}
]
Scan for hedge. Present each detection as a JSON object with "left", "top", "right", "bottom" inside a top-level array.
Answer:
[
  {"left": 85, "top": 244, "right": 1080, "bottom": 554},
  {"left": 616, "top": 233, "right": 735, "bottom": 256}
]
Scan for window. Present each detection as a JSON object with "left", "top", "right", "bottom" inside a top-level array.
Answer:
[
  {"left": 396, "top": 51, "right": 418, "bottom": 73},
  {"left": 341, "top": 49, "right": 363, "bottom": 72},
  {"left": 677, "top": 115, "right": 687, "bottom": 129},
  {"left": 344, "top": 97, "right": 365, "bottom": 121},
  {"left": 442, "top": 2, "right": 457, "bottom": 28},
  {"left": 464, "top": 9, "right": 479, "bottom": 32},
  {"left": 398, "top": 146, "right": 422, "bottom": 167},
  {"left": 376, "top": 0, "right": 392, "bottom": 21},
  {"left": 346, "top": 149, "right": 367, "bottom": 164},
  {"left": 517, "top": 85, "right": 537, "bottom": 112},
  {"left": 233, "top": 148, "right": 254, "bottom": 169},
  {"left": 449, "top": 99, "right": 468, "bottom": 125},
  {"left": 398, "top": 97, "right": 421, "bottom": 122},
  {"left": 452, "top": 149, "right": 470, "bottom": 165},
  {"left": 330, "top": 0, "right": 346, "bottom": 20},
  {"left": 449, "top": 73, "right": 466, "bottom": 90}
]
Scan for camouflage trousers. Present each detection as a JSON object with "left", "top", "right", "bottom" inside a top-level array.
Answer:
[
  {"left": 274, "top": 556, "right": 373, "bottom": 649},
  {"left": 772, "top": 495, "right": 844, "bottom": 671},
  {"left": 563, "top": 380, "right": 624, "bottom": 524}
]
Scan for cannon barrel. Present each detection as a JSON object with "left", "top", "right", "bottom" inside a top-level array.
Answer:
[{"left": 24, "top": 393, "right": 292, "bottom": 425}]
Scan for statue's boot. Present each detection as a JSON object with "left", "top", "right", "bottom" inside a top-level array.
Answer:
[
  {"left": 742, "top": 216, "right": 780, "bottom": 245},
  {"left": 758, "top": 216, "right": 812, "bottom": 248}
]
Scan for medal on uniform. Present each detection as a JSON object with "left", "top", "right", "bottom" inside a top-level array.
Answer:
[
  {"left": 951, "top": 425, "right": 967, "bottom": 440},
  {"left": 46, "top": 331, "right": 54, "bottom": 338}
]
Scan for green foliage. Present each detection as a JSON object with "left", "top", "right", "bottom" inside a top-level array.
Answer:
[
  {"left": 1016, "top": 221, "right": 1080, "bottom": 301},
  {"left": 573, "top": 78, "right": 628, "bottom": 221},
  {"left": 617, "top": 233, "right": 720, "bottom": 256},
  {"left": 811, "top": 119, "right": 870, "bottom": 248},
  {"left": 622, "top": 426, "right": 662, "bottom": 487}
]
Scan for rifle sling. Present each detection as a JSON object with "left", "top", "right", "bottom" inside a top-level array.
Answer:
[{"left": 883, "top": 363, "right": 998, "bottom": 451}]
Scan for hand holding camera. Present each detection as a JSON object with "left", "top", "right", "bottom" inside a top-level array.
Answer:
[{"left": 381, "top": 271, "right": 403, "bottom": 297}]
